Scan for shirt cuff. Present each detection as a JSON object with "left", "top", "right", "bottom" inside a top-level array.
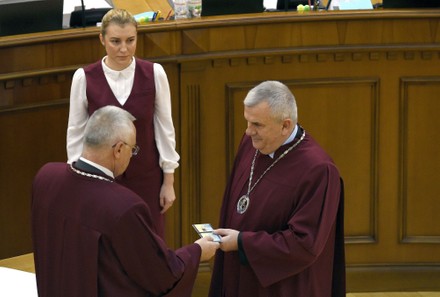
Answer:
[{"left": 161, "top": 161, "right": 179, "bottom": 173}]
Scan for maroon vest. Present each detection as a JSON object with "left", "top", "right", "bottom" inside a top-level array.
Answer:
[{"left": 84, "top": 59, "right": 163, "bottom": 232}]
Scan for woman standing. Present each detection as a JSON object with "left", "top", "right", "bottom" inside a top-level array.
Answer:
[{"left": 66, "top": 9, "right": 179, "bottom": 238}]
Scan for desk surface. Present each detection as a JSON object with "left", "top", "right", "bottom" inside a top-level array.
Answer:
[{"left": 0, "top": 253, "right": 35, "bottom": 273}]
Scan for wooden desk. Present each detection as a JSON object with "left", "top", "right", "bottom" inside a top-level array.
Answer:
[
  {"left": 0, "top": 253, "right": 35, "bottom": 273},
  {"left": 1, "top": 9, "right": 440, "bottom": 293}
]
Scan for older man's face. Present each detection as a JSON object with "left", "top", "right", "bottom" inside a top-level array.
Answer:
[{"left": 244, "top": 101, "right": 289, "bottom": 155}]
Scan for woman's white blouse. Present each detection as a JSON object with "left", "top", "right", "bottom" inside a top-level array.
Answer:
[{"left": 66, "top": 58, "right": 180, "bottom": 173}]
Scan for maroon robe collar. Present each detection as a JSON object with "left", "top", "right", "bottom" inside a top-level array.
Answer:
[{"left": 72, "top": 159, "right": 114, "bottom": 181}]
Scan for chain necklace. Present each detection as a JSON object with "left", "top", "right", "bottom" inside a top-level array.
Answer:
[
  {"left": 236, "top": 129, "right": 306, "bottom": 214},
  {"left": 70, "top": 164, "right": 113, "bottom": 183}
]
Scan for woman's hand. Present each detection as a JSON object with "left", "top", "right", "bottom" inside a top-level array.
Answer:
[{"left": 160, "top": 173, "right": 176, "bottom": 214}]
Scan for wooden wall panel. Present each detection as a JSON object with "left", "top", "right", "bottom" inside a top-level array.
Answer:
[
  {"left": 0, "top": 104, "right": 68, "bottom": 257},
  {"left": 180, "top": 61, "right": 230, "bottom": 239},
  {"left": 180, "top": 80, "right": 202, "bottom": 244},
  {"left": 0, "top": 44, "right": 48, "bottom": 73},
  {"left": 161, "top": 63, "right": 182, "bottom": 249},
  {"left": 286, "top": 79, "right": 379, "bottom": 244},
  {"left": 140, "top": 31, "right": 177, "bottom": 58},
  {"left": 51, "top": 38, "right": 105, "bottom": 66},
  {"left": 400, "top": 78, "right": 440, "bottom": 243}
]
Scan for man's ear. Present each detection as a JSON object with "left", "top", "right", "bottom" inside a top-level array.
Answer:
[
  {"left": 112, "top": 142, "right": 123, "bottom": 159},
  {"left": 281, "top": 118, "right": 293, "bottom": 135}
]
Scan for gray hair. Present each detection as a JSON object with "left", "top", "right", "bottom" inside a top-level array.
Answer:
[
  {"left": 84, "top": 106, "right": 136, "bottom": 148},
  {"left": 244, "top": 81, "right": 298, "bottom": 123}
]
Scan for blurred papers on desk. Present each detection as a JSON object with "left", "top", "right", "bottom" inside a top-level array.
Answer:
[
  {"left": 134, "top": 11, "right": 157, "bottom": 23},
  {"left": 328, "top": 0, "right": 373, "bottom": 10}
]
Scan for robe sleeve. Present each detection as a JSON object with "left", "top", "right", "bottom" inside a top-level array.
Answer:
[
  {"left": 110, "top": 203, "right": 201, "bottom": 296},
  {"left": 240, "top": 163, "right": 342, "bottom": 287}
]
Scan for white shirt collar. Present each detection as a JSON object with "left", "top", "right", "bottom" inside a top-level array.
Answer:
[
  {"left": 101, "top": 56, "right": 136, "bottom": 80},
  {"left": 79, "top": 157, "right": 115, "bottom": 178},
  {"left": 268, "top": 124, "right": 299, "bottom": 158}
]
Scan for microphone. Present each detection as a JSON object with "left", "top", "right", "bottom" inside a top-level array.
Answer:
[
  {"left": 80, "top": 0, "right": 86, "bottom": 27},
  {"left": 326, "top": 0, "right": 332, "bottom": 10}
]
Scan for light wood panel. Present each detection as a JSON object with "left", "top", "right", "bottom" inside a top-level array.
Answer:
[
  {"left": 400, "top": 79, "right": 440, "bottom": 243},
  {"left": 0, "top": 253, "right": 35, "bottom": 273}
]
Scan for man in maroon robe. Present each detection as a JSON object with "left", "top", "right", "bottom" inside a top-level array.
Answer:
[
  {"left": 209, "top": 81, "right": 345, "bottom": 297},
  {"left": 32, "top": 106, "right": 219, "bottom": 297}
]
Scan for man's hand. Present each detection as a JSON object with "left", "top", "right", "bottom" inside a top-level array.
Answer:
[
  {"left": 195, "top": 237, "right": 220, "bottom": 262},
  {"left": 213, "top": 228, "right": 239, "bottom": 252}
]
